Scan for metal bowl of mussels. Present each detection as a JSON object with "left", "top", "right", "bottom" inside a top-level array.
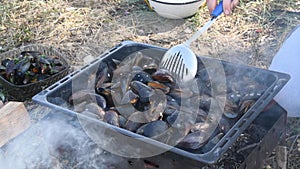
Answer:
[
  {"left": 0, "top": 44, "right": 69, "bottom": 101},
  {"left": 33, "top": 41, "right": 290, "bottom": 165}
]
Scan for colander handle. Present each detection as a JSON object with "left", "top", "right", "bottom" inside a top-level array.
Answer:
[{"left": 211, "top": 0, "right": 224, "bottom": 19}]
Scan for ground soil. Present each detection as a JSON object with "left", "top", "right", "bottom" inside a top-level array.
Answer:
[{"left": 1, "top": 0, "right": 300, "bottom": 168}]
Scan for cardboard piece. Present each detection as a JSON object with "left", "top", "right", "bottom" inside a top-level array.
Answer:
[{"left": 0, "top": 102, "right": 31, "bottom": 147}]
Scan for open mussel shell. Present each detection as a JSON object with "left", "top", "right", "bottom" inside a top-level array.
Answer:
[
  {"left": 239, "top": 99, "right": 256, "bottom": 113},
  {"left": 143, "top": 62, "right": 158, "bottom": 75},
  {"left": 1, "top": 50, "right": 67, "bottom": 86},
  {"left": 147, "top": 81, "right": 170, "bottom": 94},
  {"left": 152, "top": 68, "right": 175, "bottom": 84},
  {"left": 77, "top": 48, "right": 268, "bottom": 156}
]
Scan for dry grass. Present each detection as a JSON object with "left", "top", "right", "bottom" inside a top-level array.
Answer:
[{"left": 1, "top": 0, "right": 300, "bottom": 168}]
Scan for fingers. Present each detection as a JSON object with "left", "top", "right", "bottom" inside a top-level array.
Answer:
[
  {"left": 223, "top": 0, "right": 239, "bottom": 15},
  {"left": 206, "top": 0, "right": 239, "bottom": 16},
  {"left": 206, "top": 0, "right": 217, "bottom": 14},
  {"left": 231, "top": 0, "right": 239, "bottom": 10},
  {"left": 222, "top": 0, "right": 232, "bottom": 15}
]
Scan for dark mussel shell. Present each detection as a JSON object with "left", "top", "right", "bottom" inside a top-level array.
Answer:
[
  {"left": 166, "top": 109, "right": 179, "bottom": 125},
  {"left": 131, "top": 71, "right": 153, "bottom": 84},
  {"left": 143, "top": 62, "right": 158, "bottom": 75},
  {"left": 20, "top": 51, "right": 41, "bottom": 58},
  {"left": 16, "top": 60, "right": 31, "bottom": 74},
  {"left": 82, "top": 110, "right": 102, "bottom": 120},
  {"left": 104, "top": 109, "right": 119, "bottom": 127},
  {"left": 96, "top": 83, "right": 114, "bottom": 107},
  {"left": 121, "top": 89, "right": 138, "bottom": 105},
  {"left": 37, "top": 56, "right": 51, "bottom": 65},
  {"left": 3, "top": 59, "right": 15, "bottom": 79},
  {"left": 118, "top": 115, "right": 127, "bottom": 129},
  {"left": 223, "top": 99, "right": 239, "bottom": 119},
  {"left": 163, "top": 105, "right": 178, "bottom": 117},
  {"left": 136, "top": 120, "right": 169, "bottom": 138},
  {"left": 152, "top": 69, "right": 175, "bottom": 84},
  {"left": 69, "top": 90, "right": 107, "bottom": 109},
  {"left": 130, "top": 81, "right": 154, "bottom": 103},
  {"left": 124, "top": 112, "right": 147, "bottom": 132},
  {"left": 132, "top": 52, "right": 156, "bottom": 68},
  {"left": 166, "top": 95, "right": 180, "bottom": 109},
  {"left": 199, "top": 94, "right": 212, "bottom": 111},
  {"left": 95, "top": 61, "right": 109, "bottom": 87},
  {"left": 239, "top": 99, "right": 255, "bottom": 114},
  {"left": 223, "top": 110, "right": 238, "bottom": 119},
  {"left": 1, "top": 50, "right": 67, "bottom": 85},
  {"left": 195, "top": 108, "right": 208, "bottom": 123},
  {"left": 147, "top": 81, "right": 170, "bottom": 94},
  {"left": 201, "top": 132, "right": 224, "bottom": 153},
  {"left": 177, "top": 131, "right": 208, "bottom": 150},
  {"left": 132, "top": 65, "right": 143, "bottom": 72},
  {"left": 85, "top": 102, "right": 106, "bottom": 120},
  {"left": 218, "top": 117, "right": 231, "bottom": 133},
  {"left": 124, "top": 120, "right": 144, "bottom": 132}
]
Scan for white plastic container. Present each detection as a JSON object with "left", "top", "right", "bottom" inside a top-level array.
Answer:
[{"left": 148, "top": 0, "right": 205, "bottom": 19}]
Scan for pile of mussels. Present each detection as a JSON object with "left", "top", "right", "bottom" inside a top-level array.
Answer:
[
  {"left": 0, "top": 51, "right": 66, "bottom": 85},
  {"left": 68, "top": 52, "right": 267, "bottom": 152}
]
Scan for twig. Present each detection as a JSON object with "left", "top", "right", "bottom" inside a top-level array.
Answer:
[
  {"left": 288, "top": 134, "right": 300, "bottom": 155},
  {"left": 236, "top": 143, "right": 259, "bottom": 154}
]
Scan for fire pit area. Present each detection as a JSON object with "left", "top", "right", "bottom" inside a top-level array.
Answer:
[
  {"left": 0, "top": 99, "right": 286, "bottom": 169},
  {"left": 27, "top": 41, "right": 290, "bottom": 168}
]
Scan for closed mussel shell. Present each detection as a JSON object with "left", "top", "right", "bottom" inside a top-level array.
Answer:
[
  {"left": 166, "top": 110, "right": 179, "bottom": 125},
  {"left": 95, "top": 94, "right": 107, "bottom": 110},
  {"left": 130, "top": 81, "right": 154, "bottom": 102},
  {"left": 118, "top": 115, "right": 127, "bottom": 129},
  {"left": 136, "top": 120, "right": 169, "bottom": 138},
  {"left": 124, "top": 120, "right": 144, "bottom": 132},
  {"left": 132, "top": 71, "right": 153, "bottom": 84},
  {"left": 81, "top": 110, "right": 101, "bottom": 120},
  {"left": 124, "top": 112, "right": 147, "bottom": 132},
  {"left": 85, "top": 102, "right": 105, "bottom": 120},
  {"left": 163, "top": 105, "right": 178, "bottom": 117},
  {"left": 104, "top": 109, "right": 119, "bottom": 127},
  {"left": 177, "top": 131, "right": 208, "bottom": 150}
]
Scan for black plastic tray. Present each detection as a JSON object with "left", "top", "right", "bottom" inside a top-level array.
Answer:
[{"left": 32, "top": 41, "right": 290, "bottom": 164}]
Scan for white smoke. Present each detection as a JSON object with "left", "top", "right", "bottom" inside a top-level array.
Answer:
[{"left": 0, "top": 112, "right": 128, "bottom": 169}]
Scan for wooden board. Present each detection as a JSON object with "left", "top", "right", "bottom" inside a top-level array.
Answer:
[{"left": 0, "top": 102, "right": 31, "bottom": 147}]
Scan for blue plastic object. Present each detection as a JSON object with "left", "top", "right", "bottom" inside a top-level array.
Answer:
[{"left": 211, "top": 0, "right": 223, "bottom": 18}]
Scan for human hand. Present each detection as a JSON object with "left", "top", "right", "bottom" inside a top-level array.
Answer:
[{"left": 206, "top": 0, "right": 239, "bottom": 16}]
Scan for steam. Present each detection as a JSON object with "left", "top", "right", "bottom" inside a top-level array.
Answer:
[{"left": 0, "top": 112, "right": 128, "bottom": 169}]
